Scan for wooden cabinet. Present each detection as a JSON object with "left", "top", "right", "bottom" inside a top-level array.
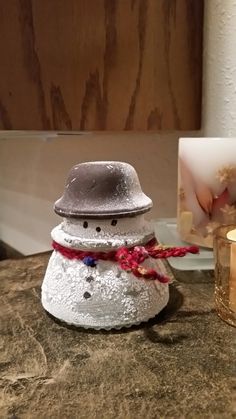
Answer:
[{"left": 0, "top": 0, "right": 203, "bottom": 130}]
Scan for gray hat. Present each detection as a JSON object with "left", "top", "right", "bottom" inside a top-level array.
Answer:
[{"left": 54, "top": 161, "right": 153, "bottom": 219}]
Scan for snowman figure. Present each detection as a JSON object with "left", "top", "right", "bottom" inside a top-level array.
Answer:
[{"left": 41, "top": 161, "right": 170, "bottom": 329}]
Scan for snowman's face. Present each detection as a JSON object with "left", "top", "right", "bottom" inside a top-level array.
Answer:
[
  {"left": 60, "top": 215, "right": 153, "bottom": 249},
  {"left": 82, "top": 218, "right": 118, "bottom": 234},
  {"left": 64, "top": 217, "right": 131, "bottom": 239}
]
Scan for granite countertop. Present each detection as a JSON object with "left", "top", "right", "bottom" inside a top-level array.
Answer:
[{"left": 0, "top": 253, "right": 235, "bottom": 418}]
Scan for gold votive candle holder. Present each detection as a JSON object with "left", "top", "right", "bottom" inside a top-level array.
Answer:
[{"left": 213, "top": 225, "right": 236, "bottom": 327}]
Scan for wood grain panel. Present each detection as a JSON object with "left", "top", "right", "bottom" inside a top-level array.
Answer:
[{"left": 0, "top": 0, "right": 203, "bottom": 130}]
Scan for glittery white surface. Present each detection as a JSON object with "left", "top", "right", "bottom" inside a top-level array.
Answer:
[
  {"left": 42, "top": 251, "right": 169, "bottom": 329},
  {"left": 42, "top": 215, "right": 169, "bottom": 329}
]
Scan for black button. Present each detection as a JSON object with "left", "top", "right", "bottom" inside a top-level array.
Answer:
[{"left": 86, "top": 276, "right": 94, "bottom": 283}]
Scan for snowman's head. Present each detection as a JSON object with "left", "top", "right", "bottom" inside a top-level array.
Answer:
[{"left": 52, "top": 161, "right": 154, "bottom": 249}]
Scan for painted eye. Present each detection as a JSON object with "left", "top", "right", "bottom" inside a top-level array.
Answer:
[
  {"left": 83, "top": 221, "right": 88, "bottom": 228},
  {"left": 111, "top": 219, "right": 117, "bottom": 226},
  {"left": 96, "top": 226, "right": 101, "bottom": 232}
]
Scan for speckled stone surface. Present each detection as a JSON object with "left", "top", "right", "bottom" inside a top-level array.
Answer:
[{"left": 0, "top": 254, "right": 235, "bottom": 419}]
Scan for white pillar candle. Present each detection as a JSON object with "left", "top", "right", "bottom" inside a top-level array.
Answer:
[
  {"left": 226, "top": 229, "right": 236, "bottom": 312},
  {"left": 178, "top": 137, "right": 236, "bottom": 249}
]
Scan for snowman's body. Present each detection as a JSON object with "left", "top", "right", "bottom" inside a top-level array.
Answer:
[{"left": 42, "top": 216, "right": 169, "bottom": 329}]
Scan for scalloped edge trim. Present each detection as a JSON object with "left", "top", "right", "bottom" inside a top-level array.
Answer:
[{"left": 43, "top": 304, "right": 168, "bottom": 331}]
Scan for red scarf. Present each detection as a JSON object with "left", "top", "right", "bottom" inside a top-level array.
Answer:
[{"left": 52, "top": 238, "right": 198, "bottom": 284}]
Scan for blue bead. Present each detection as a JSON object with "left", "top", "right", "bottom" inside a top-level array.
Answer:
[{"left": 82, "top": 256, "right": 97, "bottom": 267}]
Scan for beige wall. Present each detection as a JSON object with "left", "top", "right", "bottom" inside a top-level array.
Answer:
[{"left": 0, "top": 131, "right": 198, "bottom": 254}]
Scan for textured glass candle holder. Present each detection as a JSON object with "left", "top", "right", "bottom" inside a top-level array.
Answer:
[
  {"left": 178, "top": 138, "right": 236, "bottom": 248},
  {"left": 213, "top": 225, "right": 236, "bottom": 327}
]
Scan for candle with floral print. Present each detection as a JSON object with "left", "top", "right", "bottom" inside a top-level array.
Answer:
[{"left": 178, "top": 138, "right": 236, "bottom": 248}]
